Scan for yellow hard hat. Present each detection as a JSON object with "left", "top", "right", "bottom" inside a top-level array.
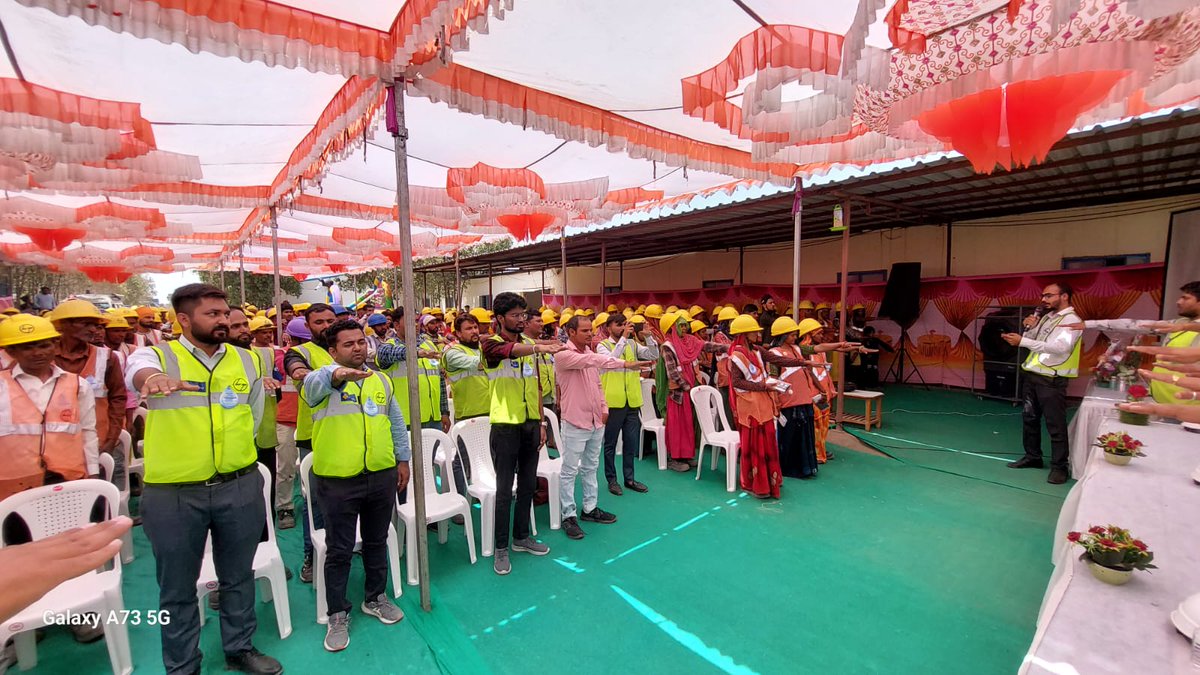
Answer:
[
  {"left": 606, "top": 304, "right": 618, "bottom": 313},
  {"left": 729, "top": 314, "right": 763, "bottom": 335},
  {"left": 120, "top": 307, "right": 138, "bottom": 320},
  {"left": 689, "top": 319, "right": 707, "bottom": 334},
  {"left": 267, "top": 307, "right": 277, "bottom": 318},
  {"left": 469, "top": 307, "right": 493, "bottom": 324},
  {"left": 711, "top": 305, "right": 723, "bottom": 318},
  {"left": 49, "top": 299, "right": 103, "bottom": 323},
  {"left": 798, "top": 300, "right": 815, "bottom": 310},
  {"left": 797, "top": 318, "right": 823, "bottom": 338},
  {"left": 245, "top": 304, "right": 258, "bottom": 314},
  {"left": 249, "top": 316, "right": 274, "bottom": 332},
  {"left": 1, "top": 307, "right": 19, "bottom": 315},
  {"left": 815, "top": 302, "right": 830, "bottom": 311},
  {"left": 852, "top": 303, "right": 866, "bottom": 311},
  {"left": 635, "top": 304, "right": 647, "bottom": 314},
  {"left": 104, "top": 315, "right": 131, "bottom": 329},
  {"left": 421, "top": 307, "right": 432, "bottom": 315},
  {"left": 666, "top": 305, "right": 679, "bottom": 313},
  {"left": 622, "top": 308, "right": 633, "bottom": 318},
  {"left": 559, "top": 311, "right": 574, "bottom": 326},
  {"left": 644, "top": 304, "right": 664, "bottom": 319},
  {"left": 432, "top": 307, "right": 445, "bottom": 316},
  {"left": 294, "top": 302, "right": 311, "bottom": 312},
  {"left": 169, "top": 320, "right": 181, "bottom": 335},
  {"left": 540, "top": 309, "right": 557, "bottom": 324},
  {"left": 0, "top": 313, "right": 60, "bottom": 346},
  {"left": 770, "top": 316, "right": 800, "bottom": 336},
  {"left": 659, "top": 311, "right": 681, "bottom": 335},
  {"left": 581, "top": 308, "right": 594, "bottom": 316},
  {"left": 688, "top": 305, "right": 705, "bottom": 318},
  {"left": 834, "top": 302, "right": 844, "bottom": 312},
  {"left": 594, "top": 312, "right": 610, "bottom": 326},
  {"left": 717, "top": 306, "right": 739, "bottom": 322},
  {"left": 629, "top": 314, "right": 646, "bottom": 325}
]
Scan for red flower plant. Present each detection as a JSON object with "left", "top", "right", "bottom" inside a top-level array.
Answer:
[
  {"left": 1094, "top": 432, "right": 1147, "bottom": 458},
  {"left": 1128, "top": 384, "right": 1149, "bottom": 399},
  {"left": 1067, "top": 531, "right": 1081, "bottom": 542},
  {"left": 1068, "top": 524, "right": 1156, "bottom": 572},
  {"left": 1088, "top": 526, "right": 1106, "bottom": 535}
]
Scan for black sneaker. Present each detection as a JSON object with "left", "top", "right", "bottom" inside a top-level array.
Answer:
[
  {"left": 1007, "top": 456, "right": 1044, "bottom": 469},
  {"left": 225, "top": 647, "right": 283, "bottom": 674},
  {"left": 608, "top": 481, "right": 623, "bottom": 496},
  {"left": 277, "top": 509, "right": 295, "bottom": 530},
  {"left": 581, "top": 507, "right": 617, "bottom": 524},
  {"left": 624, "top": 480, "right": 648, "bottom": 493},
  {"left": 1047, "top": 468, "right": 1068, "bottom": 485},
  {"left": 300, "top": 556, "right": 313, "bottom": 584},
  {"left": 562, "top": 517, "right": 585, "bottom": 540}
]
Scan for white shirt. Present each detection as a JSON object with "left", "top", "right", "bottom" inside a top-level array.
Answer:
[
  {"left": 126, "top": 335, "right": 264, "bottom": 431},
  {"left": 1020, "top": 306, "right": 1083, "bottom": 358},
  {"left": 11, "top": 364, "right": 99, "bottom": 475}
]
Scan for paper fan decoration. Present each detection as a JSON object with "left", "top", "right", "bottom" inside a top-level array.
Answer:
[{"left": 0, "top": 196, "right": 176, "bottom": 250}]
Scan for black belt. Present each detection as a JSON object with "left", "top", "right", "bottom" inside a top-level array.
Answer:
[{"left": 148, "top": 464, "right": 257, "bottom": 487}]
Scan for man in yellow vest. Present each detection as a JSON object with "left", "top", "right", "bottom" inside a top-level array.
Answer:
[
  {"left": 523, "top": 310, "right": 557, "bottom": 410},
  {"left": 441, "top": 313, "right": 488, "bottom": 501},
  {"left": 481, "top": 293, "right": 564, "bottom": 575},
  {"left": 375, "top": 309, "right": 449, "bottom": 432},
  {"left": 596, "top": 313, "right": 658, "bottom": 496},
  {"left": 283, "top": 302, "right": 338, "bottom": 584},
  {"left": 1001, "top": 282, "right": 1083, "bottom": 485},
  {"left": 125, "top": 284, "right": 280, "bottom": 675},
  {"left": 303, "top": 319, "right": 409, "bottom": 652}
]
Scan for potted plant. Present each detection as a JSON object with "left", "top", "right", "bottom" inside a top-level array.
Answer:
[
  {"left": 1094, "top": 431, "right": 1146, "bottom": 466},
  {"left": 1093, "top": 358, "right": 1118, "bottom": 388},
  {"left": 1118, "top": 384, "right": 1152, "bottom": 425},
  {"left": 1067, "top": 525, "right": 1155, "bottom": 585}
]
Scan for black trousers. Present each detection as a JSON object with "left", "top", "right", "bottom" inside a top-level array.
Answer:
[
  {"left": 141, "top": 470, "right": 265, "bottom": 674},
  {"left": 779, "top": 404, "right": 818, "bottom": 478},
  {"left": 603, "top": 405, "right": 641, "bottom": 483},
  {"left": 314, "top": 466, "right": 398, "bottom": 616},
  {"left": 490, "top": 420, "right": 540, "bottom": 550},
  {"left": 1021, "top": 373, "right": 1070, "bottom": 471}
]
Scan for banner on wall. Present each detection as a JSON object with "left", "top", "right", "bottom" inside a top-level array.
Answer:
[{"left": 544, "top": 263, "right": 1165, "bottom": 395}]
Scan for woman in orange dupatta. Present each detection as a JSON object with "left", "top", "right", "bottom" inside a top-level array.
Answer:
[
  {"left": 658, "top": 313, "right": 726, "bottom": 472},
  {"left": 726, "top": 316, "right": 783, "bottom": 499}
]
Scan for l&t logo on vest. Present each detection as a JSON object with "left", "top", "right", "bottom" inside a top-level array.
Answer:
[{"left": 232, "top": 378, "right": 249, "bottom": 393}]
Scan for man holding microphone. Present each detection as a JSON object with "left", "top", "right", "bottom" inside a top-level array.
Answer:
[{"left": 1001, "top": 282, "right": 1083, "bottom": 485}]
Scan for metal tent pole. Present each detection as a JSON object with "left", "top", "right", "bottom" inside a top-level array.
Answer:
[
  {"left": 454, "top": 251, "right": 461, "bottom": 310},
  {"left": 835, "top": 198, "right": 851, "bottom": 430},
  {"left": 218, "top": 258, "right": 226, "bottom": 292},
  {"left": 792, "top": 181, "right": 802, "bottom": 320},
  {"left": 560, "top": 232, "right": 567, "bottom": 307},
  {"left": 270, "top": 208, "right": 282, "bottom": 345},
  {"left": 600, "top": 242, "right": 607, "bottom": 310},
  {"left": 388, "top": 79, "right": 431, "bottom": 611},
  {"left": 238, "top": 245, "right": 246, "bottom": 306}
]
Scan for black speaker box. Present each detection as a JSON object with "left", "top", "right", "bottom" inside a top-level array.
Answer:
[{"left": 878, "top": 262, "right": 922, "bottom": 328}]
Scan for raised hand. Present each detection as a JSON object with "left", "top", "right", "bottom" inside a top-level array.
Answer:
[
  {"left": 141, "top": 373, "right": 201, "bottom": 397},
  {"left": 332, "top": 367, "right": 372, "bottom": 384},
  {"left": 1130, "top": 345, "right": 1200, "bottom": 363},
  {"left": 626, "top": 360, "right": 655, "bottom": 369}
]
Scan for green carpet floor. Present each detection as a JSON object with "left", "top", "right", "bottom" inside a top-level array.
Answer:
[{"left": 25, "top": 386, "right": 1064, "bottom": 675}]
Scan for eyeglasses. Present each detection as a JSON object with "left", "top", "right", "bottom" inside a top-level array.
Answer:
[{"left": 1040, "top": 292, "right": 1061, "bottom": 298}]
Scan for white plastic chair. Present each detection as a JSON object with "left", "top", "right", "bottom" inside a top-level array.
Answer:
[
  {"left": 0, "top": 480, "right": 133, "bottom": 675},
  {"left": 638, "top": 378, "right": 667, "bottom": 470},
  {"left": 97, "top": 442, "right": 134, "bottom": 564},
  {"left": 299, "top": 454, "right": 403, "bottom": 625},
  {"left": 196, "top": 463, "right": 292, "bottom": 639},
  {"left": 397, "top": 429, "right": 477, "bottom": 585},
  {"left": 538, "top": 408, "right": 565, "bottom": 530},
  {"left": 127, "top": 407, "right": 146, "bottom": 491},
  {"left": 451, "top": 417, "right": 537, "bottom": 557},
  {"left": 690, "top": 384, "right": 741, "bottom": 492}
]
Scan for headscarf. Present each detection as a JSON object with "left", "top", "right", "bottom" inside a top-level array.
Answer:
[
  {"left": 726, "top": 333, "right": 762, "bottom": 419},
  {"left": 654, "top": 315, "right": 707, "bottom": 412}
]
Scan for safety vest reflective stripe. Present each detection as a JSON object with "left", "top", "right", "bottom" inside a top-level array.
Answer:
[
  {"left": 0, "top": 370, "right": 86, "bottom": 501},
  {"left": 483, "top": 334, "right": 541, "bottom": 423},
  {"left": 1151, "top": 329, "right": 1200, "bottom": 404},
  {"left": 312, "top": 372, "right": 396, "bottom": 477},
  {"left": 143, "top": 341, "right": 259, "bottom": 483},
  {"left": 292, "top": 342, "right": 334, "bottom": 442},
  {"left": 446, "top": 344, "right": 489, "bottom": 419},
  {"left": 1021, "top": 313, "right": 1083, "bottom": 378},
  {"left": 379, "top": 339, "right": 441, "bottom": 423},
  {"left": 600, "top": 339, "right": 642, "bottom": 409},
  {"left": 253, "top": 346, "right": 277, "bottom": 447}
]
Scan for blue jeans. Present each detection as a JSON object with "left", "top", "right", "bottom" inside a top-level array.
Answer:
[{"left": 559, "top": 421, "right": 604, "bottom": 519}]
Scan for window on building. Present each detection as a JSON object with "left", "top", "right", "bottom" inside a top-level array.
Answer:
[
  {"left": 1062, "top": 253, "right": 1151, "bottom": 270},
  {"left": 703, "top": 279, "right": 734, "bottom": 289},
  {"left": 836, "top": 269, "right": 888, "bottom": 284},
  {"left": 604, "top": 285, "right": 622, "bottom": 294}
]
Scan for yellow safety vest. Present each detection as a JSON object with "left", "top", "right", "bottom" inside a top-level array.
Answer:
[
  {"left": 600, "top": 339, "right": 643, "bottom": 409},
  {"left": 445, "top": 343, "right": 489, "bottom": 419},
  {"left": 143, "top": 340, "right": 260, "bottom": 483},
  {"left": 311, "top": 371, "right": 397, "bottom": 477},
  {"left": 484, "top": 334, "right": 541, "bottom": 424},
  {"left": 291, "top": 342, "right": 334, "bottom": 442},
  {"left": 377, "top": 337, "right": 441, "bottom": 424},
  {"left": 1151, "top": 329, "right": 1200, "bottom": 405},
  {"left": 537, "top": 351, "right": 556, "bottom": 404},
  {"left": 1021, "top": 312, "right": 1083, "bottom": 378},
  {"left": 254, "top": 346, "right": 278, "bottom": 448}
]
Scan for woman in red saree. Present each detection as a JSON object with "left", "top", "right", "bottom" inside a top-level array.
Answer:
[
  {"left": 726, "top": 315, "right": 783, "bottom": 498},
  {"left": 658, "top": 312, "right": 725, "bottom": 472}
]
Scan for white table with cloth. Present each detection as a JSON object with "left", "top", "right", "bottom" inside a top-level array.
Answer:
[
  {"left": 1068, "top": 381, "right": 1127, "bottom": 478},
  {"left": 1022, "top": 417, "right": 1200, "bottom": 674}
]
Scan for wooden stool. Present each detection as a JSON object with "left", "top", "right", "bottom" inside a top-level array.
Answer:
[{"left": 841, "top": 390, "right": 884, "bottom": 431}]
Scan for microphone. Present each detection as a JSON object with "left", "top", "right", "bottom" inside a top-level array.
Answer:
[{"left": 1033, "top": 305, "right": 1049, "bottom": 318}]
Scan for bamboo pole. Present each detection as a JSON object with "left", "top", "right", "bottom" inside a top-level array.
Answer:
[{"left": 835, "top": 199, "right": 851, "bottom": 430}]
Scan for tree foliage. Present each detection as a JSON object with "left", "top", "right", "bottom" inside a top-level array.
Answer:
[
  {"left": 195, "top": 271, "right": 302, "bottom": 308},
  {"left": 332, "top": 238, "right": 512, "bottom": 310},
  {"left": 2, "top": 264, "right": 156, "bottom": 305}
]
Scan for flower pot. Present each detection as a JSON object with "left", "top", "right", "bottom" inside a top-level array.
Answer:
[
  {"left": 1104, "top": 452, "right": 1133, "bottom": 466},
  {"left": 1118, "top": 410, "right": 1150, "bottom": 426},
  {"left": 1095, "top": 379, "right": 1114, "bottom": 389},
  {"left": 1087, "top": 559, "right": 1133, "bottom": 585}
]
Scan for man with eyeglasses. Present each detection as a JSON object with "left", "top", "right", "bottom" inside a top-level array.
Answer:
[{"left": 1001, "top": 282, "right": 1083, "bottom": 485}]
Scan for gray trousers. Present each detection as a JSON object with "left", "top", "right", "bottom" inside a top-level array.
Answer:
[{"left": 141, "top": 470, "right": 266, "bottom": 674}]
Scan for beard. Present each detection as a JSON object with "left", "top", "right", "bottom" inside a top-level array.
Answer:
[
  {"left": 192, "top": 324, "right": 229, "bottom": 346},
  {"left": 229, "top": 334, "right": 253, "bottom": 348}
]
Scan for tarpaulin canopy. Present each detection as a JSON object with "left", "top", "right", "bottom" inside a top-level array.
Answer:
[{"left": 0, "top": 0, "right": 1197, "bottom": 280}]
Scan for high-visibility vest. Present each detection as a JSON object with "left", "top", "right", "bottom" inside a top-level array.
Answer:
[
  {"left": 1021, "top": 311, "right": 1083, "bottom": 378},
  {"left": 445, "top": 343, "right": 489, "bottom": 419},
  {"left": 1151, "top": 328, "right": 1200, "bottom": 405},
  {"left": 0, "top": 369, "right": 87, "bottom": 501},
  {"left": 537, "top": 351, "right": 556, "bottom": 403},
  {"left": 77, "top": 345, "right": 113, "bottom": 445},
  {"left": 729, "top": 348, "right": 779, "bottom": 426},
  {"left": 254, "top": 346, "right": 278, "bottom": 447},
  {"left": 770, "top": 344, "right": 813, "bottom": 408},
  {"left": 483, "top": 334, "right": 541, "bottom": 424},
  {"left": 311, "top": 371, "right": 397, "bottom": 477},
  {"left": 142, "top": 340, "right": 261, "bottom": 484},
  {"left": 378, "top": 338, "right": 442, "bottom": 424},
  {"left": 600, "top": 339, "right": 642, "bottom": 409},
  {"left": 291, "top": 342, "right": 334, "bottom": 442}
]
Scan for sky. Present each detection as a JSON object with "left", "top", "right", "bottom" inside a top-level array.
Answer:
[{"left": 146, "top": 270, "right": 199, "bottom": 303}]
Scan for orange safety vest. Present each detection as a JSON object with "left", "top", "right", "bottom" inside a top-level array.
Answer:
[
  {"left": 770, "top": 345, "right": 813, "bottom": 408},
  {"left": 77, "top": 346, "right": 113, "bottom": 446},
  {"left": 0, "top": 369, "right": 87, "bottom": 501},
  {"left": 729, "top": 348, "right": 779, "bottom": 426},
  {"left": 714, "top": 332, "right": 732, "bottom": 387}
]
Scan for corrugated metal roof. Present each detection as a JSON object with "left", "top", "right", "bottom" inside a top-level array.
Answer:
[{"left": 428, "top": 108, "right": 1200, "bottom": 276}]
